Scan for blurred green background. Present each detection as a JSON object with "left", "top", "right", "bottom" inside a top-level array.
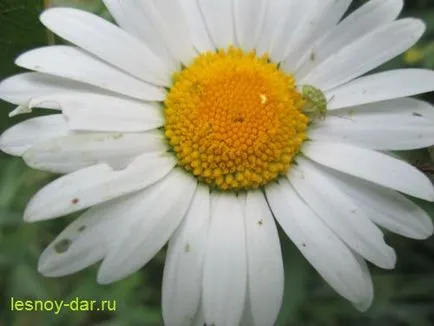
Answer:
[{"left": 1, "top": 0, "right": 434, "bottom": 325}]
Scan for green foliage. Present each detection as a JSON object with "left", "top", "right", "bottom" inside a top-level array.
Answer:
[{"left": 0, "top": 1, "right": 434, "bottom": 326}]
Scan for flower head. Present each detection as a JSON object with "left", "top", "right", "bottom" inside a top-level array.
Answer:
[{"left": 1, "top": 0, "right": 434, "bottom": 325}]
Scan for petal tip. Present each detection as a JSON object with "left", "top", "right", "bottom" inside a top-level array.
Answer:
[
  {"left": 428, "top": 190, "right": 434, "bottom": 202},
  {"left": 352, "top": 298, "right": 372, "bottom": 312},
  {"left": 37, "top": 258, "right": 50, "bottom": 275},
  {"left": 39, "top": 7, "right": 69, "bottom": 29},
  {"left": 423, "top": 185, "right": 434, "bottom": 202},
  {"left": 420, "top": 219, "right": 434, "bottom": 239},
  {"left": 37, "top": 252, "right": 62, "bottom": 277},
  {"left": 0, "top": 133, "right": 7, "bottom": 152},
  {"left": 23, "top": 200, "right": 44, "bottom": 222},
  {"left": 96, "top": 270, "right": 115, "bottom": 285},
  {"left": 23, "top": 210, "right": 38, "bottom": 223},
  {"left": 96, "top": 258, "right": 121, "bottom": 285},
  {"left": 381, "top": 248, "right": 397, "bottom": 270},
  {"left": 39, "top": 8, "right": 51, "bottom": 22}
]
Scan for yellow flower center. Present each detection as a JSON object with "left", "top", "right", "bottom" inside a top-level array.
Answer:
[{"left": 164, "top": 47, "right": 308, "bottom": 190}]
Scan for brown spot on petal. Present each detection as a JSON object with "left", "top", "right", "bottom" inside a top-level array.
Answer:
[{"left": 54, "top": 238, "right": 72, "bottom": 253}]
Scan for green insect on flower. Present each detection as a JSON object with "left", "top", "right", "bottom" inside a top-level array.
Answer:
[{"left": 301, "top": 84, "right": 328, "bottom": 121}]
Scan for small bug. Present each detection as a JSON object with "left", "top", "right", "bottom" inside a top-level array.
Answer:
[{"left": 301, "top": 84, "right": 328, "bottom": 121}]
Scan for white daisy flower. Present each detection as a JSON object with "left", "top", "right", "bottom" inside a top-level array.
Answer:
[{"left": 1, "top": 0, "right": 434, "bottom": 324}]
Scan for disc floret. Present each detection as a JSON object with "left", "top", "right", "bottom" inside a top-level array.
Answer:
[{"left": 164, "top": 47, "right": 308, "bottom": 190}]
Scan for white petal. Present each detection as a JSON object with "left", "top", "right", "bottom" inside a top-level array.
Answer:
[
  {"left": 26, "top": 92, "right": 164, "bottom": 132},
  {"left": 279, "top": 0, "right": 352, "bottom": 70},
  {"left": 15, "top": 46, "right": 165, "bottom": 101},
  {"left": 198, "top": 0, "right": 234, "bottom": 49},
  {"left": 314, "top": 0, "right": 352, "bottom": 31},
  {"left": 244, "top": 191, "right": 284, "bottom": 326},
  {"left": 266, "top": 180, "right": 374, "bottom": 308},
  {"left": 0, "top": 72, "right": 100, "bottom": 106},
  {"left": 135, "top": 0, "right": 197, "bottom": 66},
  {"left": 351, "top": 255, "right": 375, "bottom": 312},
  {"left": 239, "top": 299, "right": 255, "bottom": 326},
  {"left": 192, "top": 303, "right": 206, "bottom": 326},
  {"left": 38, "top": 197, "right": 128, "bottom": 277},
  {"left": 234, "top": 0, "right": 267, "bottom": 51},
  {"left": 302, "top": 19, "right": 425, "bottom": 91},
  {"left": 309, "top": 114, "right": 434, "bottom": 150},
  {"left": 162, "top": 185, "right": 210, "bottom": 326},
  {"left": 202, "top": 192, "right": 247, "bottom": 326},
  {"left": 272, "top": 0, "right": 331, "bottom": 64},
  {"left": 179, "top": 0, "right": 214, "bottom": 52},
  {"left": 334, "top": 97, "right": 434, "bottom": 125},
  {"left": 102, "top": 0, "right": 175, "bottom": 69},
  {"left": 23, "top": 131, "right": 168, "bottom": 173},
  {"left": 327, "top": 69, "right": 434, "bottom": 109},
  {"left": 325, "top": 170, "right": 434, "bottom": 239},
  {"left": 101, "top": 0, "right": 137, "bottom": 34},
  {"left": 296, "top": 0, "right": 404, "bottom": 80},
  {"left": 331, "top": 97, "right": 434, "bottom": 117},
  {"left": 289, "top": 0, "right": 352, "bottom": 72},
  {"left": 302, "top": 141, "right": 434, "bottom": 201},
  {"left": 255, "top": 0, "right": 291, "bottom": 56},
  {"left": 40, "top": 8, "right": 170, "bottom": 86},
  {"left": 24, "top": 153, "right": 176, "bottom": 221},
  {"left": 0, "top": 115, "right": 68, "bottom": 156},
  {"left": 290, "top": 157, "right": 396, "bottom": 269},
  {"left": 97, "top": 169, "right": 197, "bottom": 283}
]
